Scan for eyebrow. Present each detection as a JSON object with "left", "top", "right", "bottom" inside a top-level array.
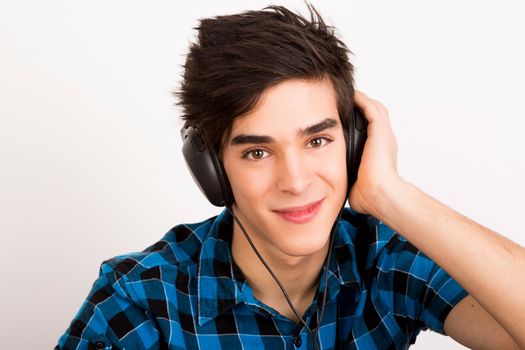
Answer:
[{"left": 230, "top": 118, "right": 339, "bottom": 146}]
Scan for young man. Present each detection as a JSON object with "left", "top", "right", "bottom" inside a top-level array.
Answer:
[{"left": 56, "top": 5, "right": 524, "bottom": 350}]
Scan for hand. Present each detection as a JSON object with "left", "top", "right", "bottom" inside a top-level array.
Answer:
[{"left": 348, "top": 91, "right": 402, "bottom": 215}]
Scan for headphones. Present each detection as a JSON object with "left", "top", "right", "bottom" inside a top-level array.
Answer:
[{"left": 181, "top": 108, "right": 367, "bottom": 207}]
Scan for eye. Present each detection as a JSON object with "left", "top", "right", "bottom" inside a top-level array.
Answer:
[
  {"left": 308, "top": 137, "right": 331, "bottom": 148},
  {"left": 242, "top": 148, "right": 269, "bottom": 160}
]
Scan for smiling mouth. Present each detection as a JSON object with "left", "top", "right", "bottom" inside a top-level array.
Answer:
[{"left": 272, "top": 199, "right": 324, "bottom": 224}]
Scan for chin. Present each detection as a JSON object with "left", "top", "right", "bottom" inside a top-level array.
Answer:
[
  {"left": 267, "top": 202, "right": 340, "bottom": 255},
  {"left": 271, "top": 219, "right": 334, "bottom": 257},
  {"left": 279, "top": 241, "right": 328, "bottom": 257}
]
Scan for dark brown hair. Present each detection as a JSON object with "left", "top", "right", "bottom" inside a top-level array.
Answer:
[{"left": 176, "top": 4, "right": 354, "bottom": 154}]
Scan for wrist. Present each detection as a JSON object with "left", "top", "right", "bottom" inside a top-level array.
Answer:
[{"left": 366, "top": 175, "right": 409, "bottom": 221}]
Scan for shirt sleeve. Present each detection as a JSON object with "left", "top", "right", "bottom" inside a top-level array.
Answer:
[
  {"left": 56, "top": 261, "right": 161, "bottom": 350},
  {"left": 374, "top": 230, "right": 469, "bottom": 339}
]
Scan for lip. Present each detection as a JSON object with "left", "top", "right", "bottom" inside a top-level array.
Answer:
[{"left": 272, "top": 199, "right": 324, "bottom": 224}]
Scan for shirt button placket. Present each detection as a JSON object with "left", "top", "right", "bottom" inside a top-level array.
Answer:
[
  {"left": 91, "top": 341, "right": 107, "bottom": 350},
  {"left": 294, "top": 335, "right": 302, "bottom": 348}
]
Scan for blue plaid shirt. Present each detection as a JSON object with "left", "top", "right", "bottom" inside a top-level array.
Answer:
[{"left": 56, "top": 208, "right": 468, "bottom": 349}]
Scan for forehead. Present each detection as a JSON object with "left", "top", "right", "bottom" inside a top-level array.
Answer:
[{"left": 228, "top": 78, "right": 340, "bottom": 139}]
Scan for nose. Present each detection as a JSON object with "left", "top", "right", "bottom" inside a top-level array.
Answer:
[{"left": 275, "top": 152, "right": 312, "bottom": 195}]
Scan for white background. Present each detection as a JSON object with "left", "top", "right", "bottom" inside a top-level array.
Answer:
[{"left": 1, "top": 0, "right": 524, "bottom": 348}]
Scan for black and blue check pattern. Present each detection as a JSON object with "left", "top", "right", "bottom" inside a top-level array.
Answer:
[{"left": 56, "top": 208, "right": 468, "bottom": 349}]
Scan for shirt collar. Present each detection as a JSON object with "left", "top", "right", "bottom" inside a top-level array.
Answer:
[
  {"left": 197, "top": 209, "right": 244, "bottom": 326},
  {"left": 196, "top": 208, "right": 363, "bottom": 326},
  {"left": 332, "top": 216, "right": 363, "bottom": 288}
]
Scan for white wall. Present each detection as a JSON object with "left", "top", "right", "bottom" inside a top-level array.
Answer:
[{"left": 1, "top": 1, "right": 524, "bottom": 348}]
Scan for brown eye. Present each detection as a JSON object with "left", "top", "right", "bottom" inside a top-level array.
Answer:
[
  {"left": 310, "top": 137, "right": 324, "bottom": 148},
  {"left": 251, "top": 149, "right": 265, "bottom": 159},
  {"left": 243, "top": 148, "right": 269, "bottom": 160}
]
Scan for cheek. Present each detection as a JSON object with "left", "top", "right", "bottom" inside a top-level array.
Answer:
[
  {"left": 226, "top": 161, "right": 274, "bottom": 203},
  {"left": 321, "top": 144, "right": 348, "bottom": 191}
]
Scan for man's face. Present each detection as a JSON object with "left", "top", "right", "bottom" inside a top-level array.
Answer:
[{"left": 222, "top": 78, "right": 348, "bottom": 258}]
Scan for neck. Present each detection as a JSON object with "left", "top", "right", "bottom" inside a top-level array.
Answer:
[{"left": 230, "top": 214, "right": 329, "bottom": 323}]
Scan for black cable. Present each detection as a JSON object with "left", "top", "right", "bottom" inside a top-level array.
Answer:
[
  {"left": 312, "top": 208, "right": 342, "bottom": 350},
  {"left": 228, "top": 205, "right": 344, "bottom": 350},
  {"left": 229, "top": 209, "right": 315, "bottom": 338},
  {"left": 315, "top": 215, "right": 338, "bottom": 341}
]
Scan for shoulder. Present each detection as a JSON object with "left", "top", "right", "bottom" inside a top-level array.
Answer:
[
  {"left": 338, "top": 207, "right": 401, "bottom": 267},
  {"left": 99, "top": 213, "right": 221, "bottom": 284},
  {"left": 338, "top": 207, "right": 437, "bottom": 282}
]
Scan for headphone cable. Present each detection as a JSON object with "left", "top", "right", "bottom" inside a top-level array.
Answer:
[{"left": 228, "top": 206, "right": 343, "bottom": 350}]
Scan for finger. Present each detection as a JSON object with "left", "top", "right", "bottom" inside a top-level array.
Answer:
[
  {"left": 354, "top": 94, "right": 378, "bottom": 123},
  {"left": 354, "top": 90, "right": 388, "bottom": 124}
]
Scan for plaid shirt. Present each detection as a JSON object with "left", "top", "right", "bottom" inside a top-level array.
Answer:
[{"left": 56, "top": 208, "right": 468, "bottom": 349}]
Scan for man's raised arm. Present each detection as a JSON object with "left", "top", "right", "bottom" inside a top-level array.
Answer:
[{"left": 350, "top": 91, "right": 525, "bottom": 349}]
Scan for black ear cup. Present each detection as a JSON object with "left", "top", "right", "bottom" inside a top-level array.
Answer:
[
  {"left": 180, "top": 126, "right": 233, "bottom": 206},
  {"left": 347, "top": 108, "right": 368, "bottom": 187},
  {"left": 181, "top": 109, "right": 367, "bottom": 207}
]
